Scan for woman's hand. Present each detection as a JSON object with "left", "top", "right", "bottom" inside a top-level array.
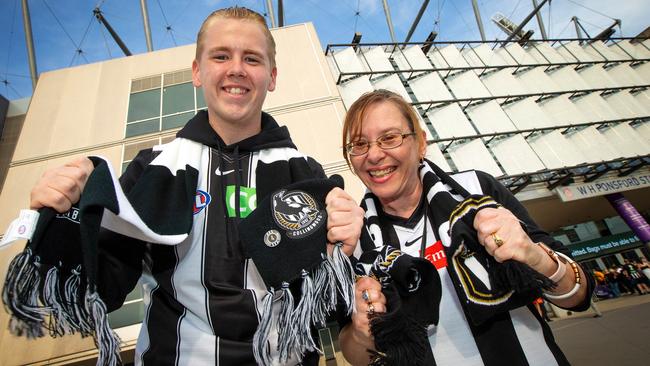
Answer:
[
  {"left": 325, "top": 187, "right": 365, "bottom": 256},
  {"left": 30, "top": 157, "right": 95, "bottom": 213},
  {"left": 473, "top": 206, "right": 545, "bottom": 268},
  {"left": 340, "top": 276, "right": 387, "bottom": 365}
]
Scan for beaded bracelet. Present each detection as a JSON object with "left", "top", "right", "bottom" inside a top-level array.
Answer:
[
  {"left": 543, "top": 251, "right": 581, "bottom": 301},
  {"left": 537, "top": 242, "right": 566, "bottom": 283}
]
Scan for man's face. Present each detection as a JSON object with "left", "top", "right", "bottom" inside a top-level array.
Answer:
[{"left": 192, "top": 18, "right": 277, "bottom": 132}]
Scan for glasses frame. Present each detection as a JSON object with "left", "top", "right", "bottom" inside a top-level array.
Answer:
[{"left": 345, "top": 132, "right": 416, "bottom": 156}]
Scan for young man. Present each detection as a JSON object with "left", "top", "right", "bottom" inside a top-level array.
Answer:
[{"left": 29, "top": 7, "right": 363, "bottom": 365}]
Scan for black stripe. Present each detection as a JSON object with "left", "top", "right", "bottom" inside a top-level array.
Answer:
[
  {"left": 141, "top": 245, "right": 184, "bottom": 365},
  {"left": 470, "top": 311, "right": 530, "bottom": 365}
]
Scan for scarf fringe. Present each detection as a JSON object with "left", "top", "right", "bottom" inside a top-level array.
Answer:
[
  {"left": 2, "top": 248, "right": 123, "bottom": 365},
  {"left": 253, "top": 288, "right": 275, "bottom": 366},
  {"left": 2, "top": 249, "right": 49, "bottom": 338},
  {"left": 252, "top": 245, "right": 355, "bottom": 365},
  {"left": 490, "top": 260, "right": 556, "bottom": 294},
  {"left": 331, "top": 243, "right": 355, "bottom": 314}
]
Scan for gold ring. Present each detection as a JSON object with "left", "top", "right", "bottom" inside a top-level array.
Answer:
[
  {"left": 367, "top": 303, "right": 375, "bottom": 316},
  {"left": 492, "top": 232, "right": 504, "bottom": 247}
]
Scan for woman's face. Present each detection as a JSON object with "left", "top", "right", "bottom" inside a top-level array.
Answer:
[{"left": 349, "top": 101, "right": 424, "bottom": 208}]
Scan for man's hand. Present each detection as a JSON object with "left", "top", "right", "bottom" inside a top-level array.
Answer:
[
  {"left": 325, "top": 187, "right": 364, "bottom": 256},
  {"left": 30, "top": 157, "right": 94, "bottom": 213}
]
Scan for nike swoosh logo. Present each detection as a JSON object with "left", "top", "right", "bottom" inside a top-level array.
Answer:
[
  {"left": 404, "top": 235, "right": 423, "bottom": 247},
  {"left": 215, "top": 167, "right": 235, "bottom": 175}
]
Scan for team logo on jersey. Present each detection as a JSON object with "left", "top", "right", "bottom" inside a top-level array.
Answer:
[
  {"left": 193, "top": 190, "right": 211, "bottom": 215},
  {"left": 271, "top": 189, "right": 325, "bottom": 239}
]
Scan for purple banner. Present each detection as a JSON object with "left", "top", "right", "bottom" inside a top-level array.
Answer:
[{"left": 606, "top": 193, "right": 650, "bottom": 243}]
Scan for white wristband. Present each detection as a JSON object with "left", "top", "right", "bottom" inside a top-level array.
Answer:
[
  {"left": 543, "top": 251, "right": 581, "bottom": 301},
  {"left": 537, "top": 243, "right": 566, "bottom": 283}
]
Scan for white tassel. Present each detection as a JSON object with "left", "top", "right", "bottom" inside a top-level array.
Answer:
[
  {"left": 277, "top": 283, "right": 297, "bottom": 363},
  {"left": 331, "top": 243, "right": 355, "bottom": 314},
  {"left": 64, "top": 266, "right": 93, "bottom": 336},
  {"left": 292, "top": 270, "right": 320, "bottom": 357},
  {"left": 85, "top": 290, "right": 122, "bottom": 366},
  {"left": 43, "top": 266, "right": 70, "bottom": 337},
  {"left": 253, "top": 289, "right": 275, "bottom": 366},
  {"left": 312, "top": 257, "right": 336, "bottom": 327}
]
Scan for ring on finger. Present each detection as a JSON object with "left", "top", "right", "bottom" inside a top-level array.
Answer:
[
  {"left": 492, "top": 232, "right": 504, "bottom": 247},
  {"left": 367, "top": 303, "right": 375, "bottom": 316},
  {"left": 362, "top": 289, "right": 370, "bottom": 302}
]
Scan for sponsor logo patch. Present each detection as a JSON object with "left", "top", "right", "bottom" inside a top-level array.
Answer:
[
  {"left": 272, "top": 189, "right": 325, "bottom": 239},
  {"left": 424, "top": 240, "right": 447, "bottom": 270},
  {"left": 225, "top": 186, "right": 257, "bottom": 218},
  {"left": 193, "top": 190, "right": 211, "bottom": 215}
]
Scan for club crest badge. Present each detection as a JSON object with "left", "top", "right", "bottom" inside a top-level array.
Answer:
[
  {"left": 271, "top": 189, "right": 325, "bottom": 239},
  {"left": 264, "top": 229, "right": 281, "bottom": 247}
]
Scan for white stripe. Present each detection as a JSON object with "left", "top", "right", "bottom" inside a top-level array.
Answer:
[
  {"left": 257, "top": 147, "right": 307, "bottom": 163},
  {"left": 134, "top": 274, "right": 157, "bottom": 366},
  {"left": 510, "top": 307, "right": 559, "bottom": 366}
]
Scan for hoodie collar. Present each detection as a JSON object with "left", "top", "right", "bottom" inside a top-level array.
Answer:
[{"left": 176, "top": 110, "right": 297, "bottom": 152}]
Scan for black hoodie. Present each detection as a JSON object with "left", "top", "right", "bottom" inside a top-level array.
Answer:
[{"left": 97, "top": 110, "right": 324, "bottom": 365}]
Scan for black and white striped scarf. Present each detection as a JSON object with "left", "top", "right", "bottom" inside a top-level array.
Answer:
[
  {"left": 360, "top": 160, "right": 553, "bottom": 328},
  {"left": 2, "top": 137, "right": 328, "bottom": 366}
]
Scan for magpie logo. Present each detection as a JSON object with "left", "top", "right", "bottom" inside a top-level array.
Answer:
[{"left": 272, "top": 189, "right": 325, "bottom": 239}]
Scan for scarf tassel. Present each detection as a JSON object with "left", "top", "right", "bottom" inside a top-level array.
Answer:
[
  {"left": 312, "top": 256, "right": 336, "bottom": 327},
  {"left": 253, "top": 288, "right": 275, "bottom": 366},
  {"left": 2, "top": 249, "right": 48, "bottom": 338},
  {"left": 86, "top": 291, "right": 123, "bottom": 366},
  {"left": 277, "top": 283, "right": 297, "bottom": 363},
  {"left": 43, "top": 265, "right": 75, "bottom": 337},
  {"left": 292, "top": 270, "right": 320, "bottom": 357},
  {"left": 331, "top": 242, "right": 355, "bottom": 314}
]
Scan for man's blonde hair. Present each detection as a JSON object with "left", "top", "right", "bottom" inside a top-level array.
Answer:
[{"left": 195, "top": 7, "right": 277, "bottom": 68}]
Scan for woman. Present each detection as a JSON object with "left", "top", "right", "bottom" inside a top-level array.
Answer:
[{"left": 339, "top": 90, "right": 594, "bottom": 365}]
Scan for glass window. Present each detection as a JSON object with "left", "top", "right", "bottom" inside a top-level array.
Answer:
[
  {"left": 162, "top": 111, "right": 194, "bottom": 130},
  {"left": 107, "top": 282, "right": 145, "bottom": 328},
  {"left": 125, "top": 118, "right": 160, "bottom": 138},
  {"left": 162, "top": 82, "right": 194, "bottom": 116},
  {"left": 127, "top": 89, "right": 161, "bottom": 122}
]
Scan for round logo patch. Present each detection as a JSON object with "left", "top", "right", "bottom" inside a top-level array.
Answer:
[
  {"left": 264, "top": 229, "right": 281, "bottom": 247},
  {"left": 271, "top": 189, "right": 325, "bottom": 239}
]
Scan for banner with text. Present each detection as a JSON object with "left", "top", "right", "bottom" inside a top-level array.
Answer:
[
  {"left": 556, "top": 171, "right": 650, "bottom": 202},
  {"left": 569, "top": 232, "right": 642, "bottom": 261}
]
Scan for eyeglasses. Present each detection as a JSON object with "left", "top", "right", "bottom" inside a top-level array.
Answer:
[{"left": 345, "top": 132, "right": 416, "bottom": 156}]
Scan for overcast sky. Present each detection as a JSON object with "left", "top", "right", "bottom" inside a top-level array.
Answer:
[{"left": 1, "top": 0, "right": 648, "bottom": 101}]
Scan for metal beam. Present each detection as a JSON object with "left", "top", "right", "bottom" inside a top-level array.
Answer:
[
  {"left": 532, "top": 0, "right": 548, "bottom": 40},
  {"left": 21, "top": 0, "right": 38, "bottom": 90},
  {"left": 140, "top": 0, "right": 153, "bottom": 52},
  {"left": 266, "top": 0, "right": 276, "bottom": 28},
  {"left": 382, "top": 0, "right": 397, "bottom": 43},
  {"left": 471, "top": 0, "right": 486, "bottom": 41},
  {"left": 503, "top": 0, "right": 549, "bottom": 44},
  {"left": 93, "top": 8, "right": 132, "bottom": 56},
  {"left": 278, "top": 0, "right": 284, "bottom": 27},
  {"left": 405, "top": 0, "right": 429, "bottom": 44}
]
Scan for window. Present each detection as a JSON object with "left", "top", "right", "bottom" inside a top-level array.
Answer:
[{"left": 126, "top": 70, "right": 205, "bottom": 138}]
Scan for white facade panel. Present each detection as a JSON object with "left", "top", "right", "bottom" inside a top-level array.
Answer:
[
  {"left": 425, "top": 143, "right": 452, "bottom": 172},
  {"left": 371, "top": 74, "right": 410, "bottom": 101},
  {"left": 604, "top": 92, "right": 648, "bottom": 120},
  {"left": 339, "top": 76, "right": 373, "bottom": 109},
  {"left": 526, "top": 42, "right": 568, "bottom": 64},
  {"left": 537, "top": 96, "right": 587, "bottom": 127},
  {"left": 564, "top": 126, "right": 621, "bottom": 162},
  {"left": 393, "top": 46, "right": 432, "bottom": 79},
  {"left": 502, "top": 98, "right": 555, "bottom": 130},
  {"left": 446, "top": 71, "right": 491, "bottom": 99},
  {"left": 427, "top": 103, "right": 476, "bottom": 138},
  {"left": 527, "top": 130, "right": 586, "bottom": 168},
  {"left": 447, "top": 139, "right": 503, "bottom": 177},
  {"left": 428, "top": 44, "right": 470, "bottom": 68},
  {"left": 361, "top": 47, "right": 394, "bottom": 73},
  {"left": 330, "top": 47, "right": 366, "bottom": 75},
  {"left": 545, "top": 66, "right": 590, "bottom": 91},
  {"left": 466, "top": 100, "right": 515, "bottom": 133},
  {"left": 634, "top": 123, "right": 650, "bottom": 142},
  {"left": 601, "top": 123, "right": 650, "bottom": 157},
  {"left": 572, "top": 93, "right": 619, "bottom": 122},
  {"left": 513, "top": 67, "right": 561, "bottom": 94},
  {"left": 631, "top": 91, "right": 650, "bottom": 115},
  {"left": 556, "top": 41, "right": 600, "bottom": 63},
  {"left": 576, "top": 65, "right": 620, "bottom": 89},
  {"left": 409, "top": 72, "right": 453, "bottom": 102},
  {"left": 589, "top": 41, "right": 629, "bottom": 62},
  {"left": 605, "top": 63, "right": 650, "bottom": 87},
  {"left": 490, "top": 134, "right": 546, "bottom": 175},
  {"left": 480, "top": 68, "right": 529, "bottom": 96}
]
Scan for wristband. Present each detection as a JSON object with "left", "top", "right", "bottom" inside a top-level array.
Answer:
[
  {"left": 543, "top": 251, "right": 581, "bottom": 301},
  {"left": 537, "top": 242, "right": 566, "bottom": 283}
]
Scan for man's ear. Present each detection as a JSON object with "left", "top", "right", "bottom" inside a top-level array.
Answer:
[
  {"left": 192, "top": 59, "right": 202, "bottom": 87},
  {"left": 268, "top": 67, "right": 277, "bottom": 92}
]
